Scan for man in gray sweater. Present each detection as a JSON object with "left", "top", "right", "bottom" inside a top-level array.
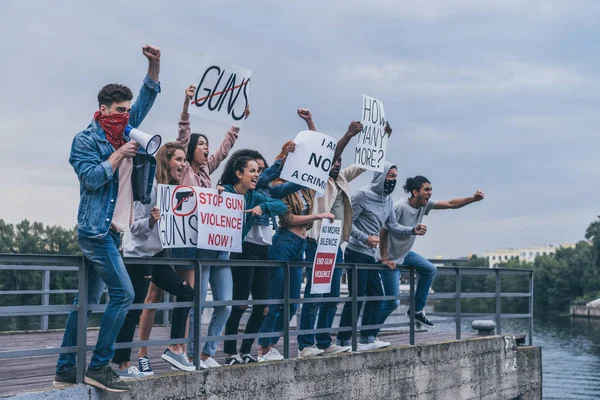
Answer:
[
  {"left": 377, "top": 175, "right": 484, "bottom": 331},
  {"left": 336, "top": 161, "right": 417, "bottom": 350}
]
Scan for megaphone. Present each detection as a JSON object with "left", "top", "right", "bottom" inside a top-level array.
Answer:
[{"left": 124, "top": 125, "right": 162, "bottom": 156}]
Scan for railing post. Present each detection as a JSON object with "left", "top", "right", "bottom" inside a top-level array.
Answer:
[
  {"left": 193, "top": 262, "right": 202, "bottom": 367},
  {"left": 163, "top": 292, "right": 170, "bottom": 326},
  {"left": 283, "top": 263, "right": 290, "bottom": 359},
  {"left": 76, "top": 257, "right": 88, "bottom": 384},
  {"left": 529, "top": 272, "right": 534, "bottom": 345},
  {"left": 455, "top": 268, "right": 461, "bottom": 340},
  {"left": 495, "top": 268, "right": 501, "bottom": 335},
  {"left": 351, "top": 264, "right": 358, "bottom": 352},
  {"left": 40, "top": 269, "right": 50, "bottom": 330},
  {"left": 409, "top": 268, "right": 415, "bottom": 345}
]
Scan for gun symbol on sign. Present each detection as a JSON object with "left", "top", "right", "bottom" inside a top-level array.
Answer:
[{"left": 174, "top": 191, "right": 194, "bottom": 211}]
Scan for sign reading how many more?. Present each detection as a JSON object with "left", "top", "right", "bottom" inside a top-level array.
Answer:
[{"left": 353, "top": 95, "right": 388, "bottom": 172}]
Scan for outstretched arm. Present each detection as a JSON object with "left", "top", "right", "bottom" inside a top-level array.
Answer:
[
  {"left": 332, "top": 120, "right": 364, "bottom": 162},
  {"left": 433, "top": 190, "right": 484, "bottom": 210},
  {"left": 297, "top": 109, "right": 316, "bottom": 131},
  {"left": 142, "top": 45, "right": 161, "bottom": 84}
]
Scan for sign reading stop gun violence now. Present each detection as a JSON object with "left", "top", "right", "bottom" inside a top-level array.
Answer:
[
  {"left": 157, "top": 184, "right": 245, "bottom": 253},
  {"left": 279, "top": 130, "right": 337, "bottom": 196},
  {"left": 353, "top": 95, "right": 388, "bottom": 172},
  {"left": 310, "top": 219, "right": 343, "bottom": 294}
]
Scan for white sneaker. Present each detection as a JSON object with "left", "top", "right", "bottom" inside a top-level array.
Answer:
[
  {"left": 115, "top": 366, "right": 145, "bottom": 379},
  {"left": 373, "top": 338, "right": 391, "bottom": 349},
  {"left": 298, "top": 346, "right": 324, "bottom": 358},
  {"left": 357, "top": 342, "right": 377, "bottom": 351},
  {"left": 174, "top": 359, "right": 208, "bottom": 371},
  {"left": 258, "top": 347, "right": 284, "bottom": 362},
  {"left": 321, "top": 344, "right": 352, "bottom": 355},
  {"left": 203, "top": 357, "right": 221, "bottom": 368}
]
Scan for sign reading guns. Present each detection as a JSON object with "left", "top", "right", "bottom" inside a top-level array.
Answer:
[
  {"left": 190, "top": 55, "right": 251, "bottom": 128},
  {"left": 353, "top": 95, "right": 388, "bottom": 172},
  {"left": 156, "top": 184, "right": 245, "bottom": 253}
]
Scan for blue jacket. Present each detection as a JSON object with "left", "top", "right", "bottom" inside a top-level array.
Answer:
[
  {"left": 69, "top": 75, "right": 161, "bottom": 239},
  {"left": 222, "top": 184, "right": 288, "bottom": 239}
]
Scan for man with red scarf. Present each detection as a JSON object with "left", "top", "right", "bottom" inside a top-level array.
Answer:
[{"left": 54, "top": 45, "right": 161, "bottom": 393}]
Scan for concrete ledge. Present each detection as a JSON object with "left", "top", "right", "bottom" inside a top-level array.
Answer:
[{"left": 3, "top": 336, "right": 541, "bottom": 400}]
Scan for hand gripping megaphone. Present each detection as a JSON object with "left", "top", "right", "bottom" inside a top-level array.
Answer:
[{"left": 124, "top": 125, "right": 162, "bottom": 156}]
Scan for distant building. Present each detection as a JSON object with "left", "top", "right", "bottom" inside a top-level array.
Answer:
[{"left": 483, "top": 242, "right": 580, "bottom": 268}]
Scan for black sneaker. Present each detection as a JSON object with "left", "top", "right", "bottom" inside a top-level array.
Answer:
[
  {"left": 226, "top": 354, "right": 244, "bottom": 365},
  {"left": 241, "top": 353, "right": 257, "bottom": 364},
  {"left": 53, "top": 368, "right": 77, "bottom": 388},
  {"left": 414, "top": 311, "right": 435, "bottom": 329},
  {"left": 406, "top": 309, "right": 422, "bottom": 329},
  {"left": 84, "top": 365, "right": 130, "bottom": 393}
]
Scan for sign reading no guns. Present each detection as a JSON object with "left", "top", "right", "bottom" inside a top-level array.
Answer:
[
  {"left": 156, "top": 184, "right": 244, "bottom": 253},
  {"left": 190, "top": 55, "right": 251, "bottom": 128},
  {"left": 353, "top": 95, "right": 388, "bottom": 172},
  {"left": 279, "top": 130, "right": 337, "bottom": 196}
]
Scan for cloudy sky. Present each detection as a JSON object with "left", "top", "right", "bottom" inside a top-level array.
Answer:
[{"left": 1, "top": 0, "right": 598, "bottom": 258}]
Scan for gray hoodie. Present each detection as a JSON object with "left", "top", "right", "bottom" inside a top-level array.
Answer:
[{"left": 347, "top": 161, "right": 415, "bottom": 257}]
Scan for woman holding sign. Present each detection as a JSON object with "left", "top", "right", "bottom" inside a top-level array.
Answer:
[
  {"left": 174, "top": 85, "right": 248, "bottom": 367},
  {"left": 218, "top": 150, "right": 303, "bottom": 365},
  {"left": 116, "top": 142, "right": 197, "bottom": 376},
  {"left": 256, "top": 142, "right": 334, "bottom": 362}
]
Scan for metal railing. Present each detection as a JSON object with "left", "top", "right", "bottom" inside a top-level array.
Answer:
[{"left": 0, "top": 254, "right": 534, "bottom": 384}]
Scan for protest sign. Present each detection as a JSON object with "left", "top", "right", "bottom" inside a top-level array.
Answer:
[
  {"left": 353, "top": 95, "right": 388, "bottom": 172},
  {"left": 196, "top": 188, "right": 245, "bottom": 253},
  {"left": 190, "top": 55, "right": 251, "bottom": 127},
  {"left": 279, "top": 130, "right": 337, "bottom": 196},
  {"left": 310, "top": 219, "right": 343, "bottom": 294},
  {"left": 157, "top": 184, "right": 199, "bottom": 248},
  {"left": 156, "top": 185, "right": 244, "bottom": 253}
]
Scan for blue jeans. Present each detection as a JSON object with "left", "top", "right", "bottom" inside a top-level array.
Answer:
[
  {"left": 337, "top": 248, "right": 383, "bottom": 344},
  {"left": 188, "top": 250, "right": 232, "bottom": 357},
  {"left": 56, "top": 231, "right": 134, "bottom": 372},
  {"left": 258, "top": 230, "right": 306, "bottom": 348},
  {"left": 375, "top": 251, "right": 437, "bottom": 336},
  {"left": 298, "top": 240, "right": 343, "bottom": 350}
]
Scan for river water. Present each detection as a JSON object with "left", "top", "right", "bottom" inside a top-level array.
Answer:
[{"left": 436, "top": 316, "right": 600, "bottom": 399}]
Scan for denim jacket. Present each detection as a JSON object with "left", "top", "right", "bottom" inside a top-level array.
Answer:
[
  {"left": 252, "top": 160, "right": 304, "bottom": 228},
  {"left": 69, "top": 75, "right": 161, "bottom": 239}
]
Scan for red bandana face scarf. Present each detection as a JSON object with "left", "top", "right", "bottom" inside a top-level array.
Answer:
[{"left": 94, "top": 111, "right": 130, "bottom": 150}]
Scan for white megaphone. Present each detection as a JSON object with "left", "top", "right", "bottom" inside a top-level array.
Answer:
[{"left": 124, "top": 125, "right": 162, "bottom": 156}]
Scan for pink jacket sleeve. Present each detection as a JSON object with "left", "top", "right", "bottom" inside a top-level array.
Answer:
[
  {"left": 207, "top": 126, "right": 239, "bottom": 174},
  {"left": 177, "top": 113, "right": 191, "bottom": 148}
]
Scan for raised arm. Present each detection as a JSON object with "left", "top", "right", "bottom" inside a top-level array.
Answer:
[
  {"left": 332, "top": 120, "right": 364, "bottom": 162},
  {"left": 433, "top": 190, "right": 484, "bottom": 210},
  {"left": 143, "top": 45, "right": 160, "bottom": 83},
  {"left": 297, "top": 109, "right": 316, "bottom": 131}
]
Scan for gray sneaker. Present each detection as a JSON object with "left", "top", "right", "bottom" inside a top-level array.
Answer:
[
  {"left": 84, "top": 365, "right": 130, "bottom": 393},
  {"left": 115, "top": 366, "right": 145, "bottom": 379},
  {"left": 161, "top": 349, "right": 196, "bottom": 372}
]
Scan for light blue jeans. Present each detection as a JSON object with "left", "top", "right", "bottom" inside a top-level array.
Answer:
[
  {"left": 374, "top": 251, "right": 437, "bottom": 337},
  {"left": 188, "top": 250, "right": 232, "bottom": 357},
  {"left": 56, "top": 231, "right": 134, "bottom": 372}
]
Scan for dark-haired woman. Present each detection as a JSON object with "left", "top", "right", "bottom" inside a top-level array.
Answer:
[
  {"left": 256, "top": 142, "right": 334, "bottom": 362},
  {"left": 220, "top": 149, "right": 304, "bottom": 364}
]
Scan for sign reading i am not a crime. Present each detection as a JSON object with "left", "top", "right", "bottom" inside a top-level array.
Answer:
[
  {"left": 279, "top": 130, "right": 337, "bottom": 196},
  {"left": 156, "top": 184, "right": 244, "bottom": 253},
  {"left": 310, "top": 219, "right": 342, "bottom": 294}
]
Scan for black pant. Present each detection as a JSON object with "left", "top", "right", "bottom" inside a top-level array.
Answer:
[
  {"left": 112, "top": 264, "right": 152, "bottom": 364},
  {"left": 224, "top": 242, "right": 271, "bottom": 355},
  {"left": 151, "top": 265, "right": 195, "bottom": 340}
]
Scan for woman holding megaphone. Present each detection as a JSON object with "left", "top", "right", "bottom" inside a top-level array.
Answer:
[{"left": 114, "top": 142, "right": 197, "bottom": 376}]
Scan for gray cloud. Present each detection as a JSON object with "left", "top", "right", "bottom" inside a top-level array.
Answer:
[{"left": 1, "top": 0, "right": 598, "bottom": 258}]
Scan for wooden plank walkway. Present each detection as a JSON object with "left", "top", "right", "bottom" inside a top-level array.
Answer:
[{"left": 0, "top": 326, "right": 479, "bottom": 397}]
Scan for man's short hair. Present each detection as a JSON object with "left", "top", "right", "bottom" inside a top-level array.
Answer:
[{"left": 97, "top": 84, "right": 133, "bottom": 108}]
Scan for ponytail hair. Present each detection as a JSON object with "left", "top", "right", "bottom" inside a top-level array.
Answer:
[
  {"left": 403, "top": 176, "right": 431, "bottom": 196},
  {"left": 219, "top": 156, "right": 255, "bottom": 186}
]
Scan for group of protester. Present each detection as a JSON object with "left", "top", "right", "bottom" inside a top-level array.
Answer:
[{"left": 54, "top": 45, "right": 484, "bottom": 393}]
